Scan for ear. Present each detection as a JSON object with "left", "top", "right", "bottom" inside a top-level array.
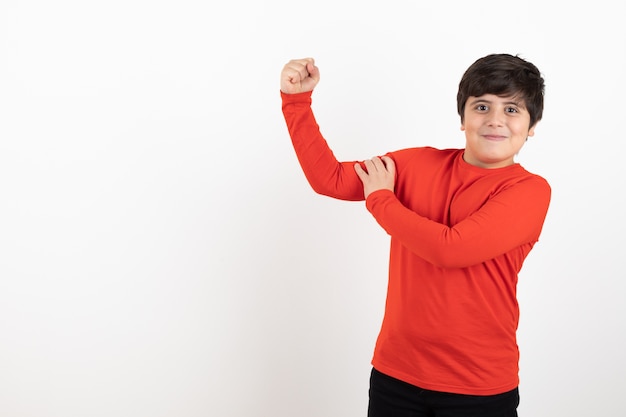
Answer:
[
  {"left": 460, "top": 122, "right": 465, "bottom": 131},
  {"left": 528, "top": 124, "right": 536, "bottom": 137}
]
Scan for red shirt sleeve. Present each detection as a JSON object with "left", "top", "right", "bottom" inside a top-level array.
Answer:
[
  {"left": 281, "top": 91, "right": 365, "bottom": 201},
  {"left": 365, "top": 176, "right": 551, "bottom": 268}
]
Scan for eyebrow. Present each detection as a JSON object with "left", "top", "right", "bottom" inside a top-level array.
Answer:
[{"left": 469, "top": 98, "right": 525, "bottom": 108}]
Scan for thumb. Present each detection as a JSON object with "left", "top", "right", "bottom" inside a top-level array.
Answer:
[{"left": 307, "top": 61, "right": 320, "bottom": 83}]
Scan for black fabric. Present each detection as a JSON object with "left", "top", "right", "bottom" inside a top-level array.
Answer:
[{"left": 367, "top": 368, "right": 519, "bottom": 417}]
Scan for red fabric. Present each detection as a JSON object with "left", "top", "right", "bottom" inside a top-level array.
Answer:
[{"left": 282, "top": 91, "right": 551, "bottom": 395}]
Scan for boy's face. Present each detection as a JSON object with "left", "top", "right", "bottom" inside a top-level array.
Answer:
[{"left": 461, "top": 94, "right": 535, "bottom": 169}]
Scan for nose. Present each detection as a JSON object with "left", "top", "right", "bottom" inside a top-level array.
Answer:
[{"left": 486, "top": 109, "right": 505, "bottom": 127}]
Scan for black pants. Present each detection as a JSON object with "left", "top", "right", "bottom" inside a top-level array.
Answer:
[{"left": 368, "top": 368, "right": 519, "bottom": 417}]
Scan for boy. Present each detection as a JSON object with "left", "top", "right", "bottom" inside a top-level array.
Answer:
[{"left": 280, "top": 54, "right": 550, "bottom": 416}]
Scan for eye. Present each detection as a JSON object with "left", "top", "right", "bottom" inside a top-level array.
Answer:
[
  {"left": 505, "top": 106, "right": 519, "bottom": 114},
  {"left": 476, "top": 104, "right": 488, "bottom": 111}
]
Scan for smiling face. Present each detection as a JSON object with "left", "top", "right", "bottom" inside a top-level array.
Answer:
[{"left": 461, "top": 94, "right": 536, "bottom": 169}]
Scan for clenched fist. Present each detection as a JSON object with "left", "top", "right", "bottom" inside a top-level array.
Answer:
[{"left": 280, "top": 58, "right": 320, "bottom": 94}]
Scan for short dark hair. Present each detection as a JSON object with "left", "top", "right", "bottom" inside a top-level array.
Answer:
[{"left": 457, "top": 54, "right": 545, "bottom": 128}]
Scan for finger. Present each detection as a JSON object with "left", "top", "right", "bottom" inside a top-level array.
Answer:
[
  {"left": 381, "top": 156, "right": 396, "bottom": 173},
  {"left": 283, "top": 60, "right": 307, "bottom": 78},
  {"left": 281, "top": 65, "right": 302, "bottom": 84},
  {"left": 354, "top": 162, "right": 367, "bottom": 181},
  {"left": 287, "top": 67, "right": 308, "bottom": 83},
  {"left": 306, "top": 61, "right": 320, "bottom": 82},
  {"left": 290, "top": 58, "right": 314, "bottom": 75},
  {"left": 369, "top": 157, "right": 386, "bottom": 172},
  {"left": 362, "top": 159, "right": 376, "bottom": 173}
]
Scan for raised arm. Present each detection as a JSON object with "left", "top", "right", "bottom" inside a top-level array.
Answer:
[{"left": 280, "top": 58, "right": 367, "bottom": 201}]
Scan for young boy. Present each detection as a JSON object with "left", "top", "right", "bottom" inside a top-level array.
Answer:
[{"left": 280, "top": 54, "right": 550, "bottom": 416}]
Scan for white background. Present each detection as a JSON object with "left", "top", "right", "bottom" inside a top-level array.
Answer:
[{"left": 1, "top": 1, "right": 624, "bottom": 416}]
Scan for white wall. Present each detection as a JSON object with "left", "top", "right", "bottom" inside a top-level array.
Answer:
[{"left": 1, "top": 1, "right": 624, "bottom": 416}]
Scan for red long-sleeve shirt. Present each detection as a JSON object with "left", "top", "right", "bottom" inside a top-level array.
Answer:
[{"left": 281, "top": 91, "right": 551, "bottom": 395}]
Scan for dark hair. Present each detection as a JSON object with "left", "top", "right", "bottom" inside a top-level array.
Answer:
[{"left": 457, "top": 54, "right": 545, "bottom": 128}]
